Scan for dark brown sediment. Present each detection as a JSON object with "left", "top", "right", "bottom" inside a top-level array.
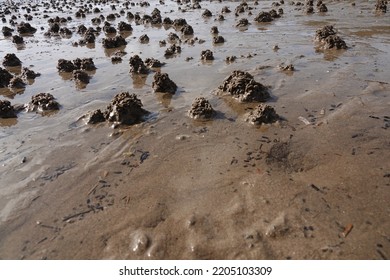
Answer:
[{"left": 0, "top": 0, "right": 389, "bottom": 260}]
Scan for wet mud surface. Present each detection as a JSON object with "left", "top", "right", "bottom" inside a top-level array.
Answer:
[{"left": 0, "top": 0, "right": 389, "bottom": 260}]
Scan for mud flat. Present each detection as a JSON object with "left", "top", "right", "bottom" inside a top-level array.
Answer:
[{"left": 0, "top": 0, "right": 389, "bottom": 260}]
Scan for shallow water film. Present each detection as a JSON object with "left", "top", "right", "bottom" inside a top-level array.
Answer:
[{"left": 0, "top": 0, "right": 389, "bottom": 259}]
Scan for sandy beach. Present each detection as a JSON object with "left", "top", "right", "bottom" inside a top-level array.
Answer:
[{"left": 0, "top": 0, "right": 389, "bottom": 259}]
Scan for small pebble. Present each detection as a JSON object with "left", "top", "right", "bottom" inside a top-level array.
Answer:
[{"left": 176, "top": 135, "right": 190, "bottom": 140}]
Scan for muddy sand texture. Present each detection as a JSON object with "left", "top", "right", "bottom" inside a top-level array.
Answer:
[
  {"left": 167, "top": 32, "right": 180, "bottom": 43},
  {"left": 102, "top": 35, "right": 127, "bottom": 48},
  {"left": 200, "top": 49, "right": 214, "bottom": 61},
  {"left": 129, "top": 55, "right": 149, "bottom": 74},
  {"left": 254, "top": 11, "right": 273, "bottom": 23},
  {"left": 318, "top": 4, "right": 328, "bottom": 13},
  {"left": 8, "top": 77, "right": 26, "bottom": 89},
  {"left": 152, "top": 72, "right": 177, "bottom": 94},
  {"left": 118, "top": 21, "right": 132, "bottom": 32},
  {"left": 2, "top": 53, "right": 22, "bottom": 67},
  {"left": 213, "top": 35, "right": 225, "bottom": 44},
  {"left": 164, "top": 44, "right": 181, "bottom": 57},
  {"left": 0, "top": 99, "right": 17, "bottom": 118},
  {"left": 79, "top": 30, "right": 96, "bottom": 45},
  {"left": 0, "top": 67, "right": 13, "bottom": 87},
  {"left": 1, "top": 63, "right": 38, "bottom": 89},
  {"left": 217, "top": 70, "right": 270, "bottom": 102},
  {"left": 105, "top": 92, "right": 148, "bottom": 125},
  {"left": 0, "top": 0, "right": 389, "bottom": 261},
  {"left": 17, "top": 21, "right": 37, "bottom": 34},
  {"left": 315, "top": 25, "right": 347, "bottom": 50},
  {"left": 57, "top": 58, "right": 96, "bottom": 72},
  {"left": 12, "top": 35, "right": 24, "bottom": 44},
  {"left": 375, "top": 0, "right": 387, "bottom": 13},
  {"left": 245, "top": 104, "right": 279, "bottom": 125},
  {"left": 72, "top": 70, "right": 90, "bottom": 84},
  {"left": 181, "top": 24, "right": 194, "bottom": 36},
  {"left": 188, "top": 97, "right": 215, "bottom": 120},
  {"left": 210, "top": 26, "right": 219, "bottom": 34},
  {"left": 236, "top": 18, "right": 250, "bottom": 27},
  {"left": 87, "top": 92, "right": 148, "bottom": 125},
  {"left": 2, "top": 26, "right": 13, "bottom": 37},
  {"left": 278, "top": 63, "right": 295, "bottom": 71},
  {"left": 139, "top": 34, "right": 150, "bottom": 44},
  {"left": 26, "top": 93, "right": 59, "bottom": 112},
  {"left": 145, "top": 58, "right": 164, "bottom": 69}
]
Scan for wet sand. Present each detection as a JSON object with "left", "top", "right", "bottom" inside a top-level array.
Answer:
[{"left": 0, "top": 0, "right": 389, "bottom": 259}]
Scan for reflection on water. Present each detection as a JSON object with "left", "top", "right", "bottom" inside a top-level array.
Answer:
[
  {"left": 320, "top": 48, "right": 348, "bottom": 62},
  {"left": 119, "top": 31, "right": 132, "bottom": 39},
  {"left": 0, "top": 87, "right": 25, "bottom": 99},
  {"left": 85, "top": 43, "right": 95, "bottom": 50},
  {"left": 0, "top": 117, "right": 17, "bottom": 127},
  {"left": 15, "top": 43, "right": 26, "bottom": 51},
  {"left": 104, "top": 45, "right": 126, "bottom": 57},
  {"left": 131, "top": 73, "right": 148, "bottom": 89},
  {"left": 58, "top": 72, "right": 72, "bottom": 81},
  {"left": 155, "top": 92, "right": 173, "bottom": 108},
  {"left": 75, "top": 80, "right": 87, "bottom": 90},
  {"left": 4, "top": 66, "right": 22, "bottom": 75}
]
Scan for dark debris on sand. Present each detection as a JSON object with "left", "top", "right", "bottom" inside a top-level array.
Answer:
[
  {"left": 139, "top": 34, "right": 150, "bottom": 44},
  {"left": 129, "top": 55, "right": 149, "bottom": 74},
  {"left": 105, "top": 92, "right": 148, "bottom": 125},
  {"left": 86, "top": 92, "right": 148, "bottom": 125},
  {"left": 0, "top": 67, "right": 13, "bottom": 87},
  {"left": 73, "top": 58, "right": 97, "bottom": 71},
  {"left": 145, "top": 58, "right": 165, "bottom": 68},
  {"left": 2, "top": 26, "right": 14, "bottom": 37},
  {"left": 0, "top": 99, "right": 17, "bottom": 118},
  {"left": 236, "top": 18, "right": 250, "bottom": 27},
  {"left": 210, "top": 26, "right": 219, "bottom": 34},
  {"left": 181, "top": 24, "right": 194, "bottom": 35},
  {"left": 102, "top": 35, "right": 127, "bottom": 48},
  {"left": 200, "top": 49, "right": 214, "bottom": 61},
  {"left": 21, "top": 67, "right": 40, "bottom": 80},
  {"left": 17, "top": 22, "right": 37, "bottom": 34},
  {"left": 2, "top": 53, "right": 22, "bottom": 67},
  {"left": 254, "top": 9, "right": 281, "bottom": 23},
  {"left": 217, "top": 70, "right": 270, "bottom": 102},
  {"left": 164, "top": 44, "right": 181, "bottom": 57},
  {"left": 72, "top": 70, "right": 90, "bottom": 84},
  {"left": 375, "top": 0, "right": 387, "bottom": 13},
  {"left": 57, "top": 58, "right": 96, "bottom": 72},
  {"left": 8, "top": 76, "right": 26, "bottom": 88},
  {"left": 27, "top": 93, "right": 60, "bottom": 112},
  {"left": 323, "top": 35, "right": 348, "bottom": 50},
  {"left": 12, "top": 35, "right": 24, "bottom": 44},
  {"left": 213, "top": 35, "right": 225, "bottom": 44},
  {"left": 188, "top": 97, "right": 215, "bottom": 120},
  {"left": 118, "top": 21, "right": 133, "bottom": 32},
  {"left": 152, "top": 72, "right": 177, "bottom": 94},
  {"left": 315, "top": 25, "right": 347, "bottom": 50},
  {"left": 246, "top": 104, "right": 279, "bottom": 125}
]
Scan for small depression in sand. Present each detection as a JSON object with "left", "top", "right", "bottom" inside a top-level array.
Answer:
[{"left": 0, "top": 0, "right": 389, "bottom": 260}]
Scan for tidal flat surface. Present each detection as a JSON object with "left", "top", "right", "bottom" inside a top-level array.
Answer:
[{"left": 0, "top": 0, "right": 389, "bottom": 259}]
